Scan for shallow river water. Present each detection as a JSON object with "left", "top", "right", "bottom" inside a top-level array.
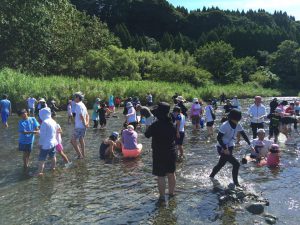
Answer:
[{"left": 0, "top": 99, "right": 299, "bottom": 225}]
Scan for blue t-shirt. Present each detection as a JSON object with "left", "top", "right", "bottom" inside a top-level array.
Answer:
[
  {"left": 109, "top": 96, "right": 114, "bottom": 107},
  {"left": 0, "top": 99, "right": 11, "bottom": 113},
  {"left": 18, "top": 117, "right": 40, "bottom": 144}
]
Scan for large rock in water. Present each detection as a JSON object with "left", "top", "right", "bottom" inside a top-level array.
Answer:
[{"left": 246, "top": 203, "right": 264, "bottom": 214}]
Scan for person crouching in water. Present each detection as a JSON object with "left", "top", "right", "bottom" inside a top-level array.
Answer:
[
  {"left": 38, "top": 108, "right": 57, "bottom": 176},
  {"left": 173, "top": 106, "right": 186, "bottom": 160},
  {"left": 266, "top": 144, "right": 280, "bottom": 167},
  {"left": 209, "top": 109, "right": 254, "bottom": 187},
  {"left": 145, "top": 102, "right": 177, "bottom": 201},
  {"left": 122, "top": 125, "right": 139, "bottom": 150},
  {"left": 99, "top": 132, "right": 122, "bottom": 160}
]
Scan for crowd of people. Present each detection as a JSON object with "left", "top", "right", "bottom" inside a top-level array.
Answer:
[{"left": 0, "top": 92, "right": 299, "bottom": 201}]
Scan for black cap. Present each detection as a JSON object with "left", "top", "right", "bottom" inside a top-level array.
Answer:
[
  {"left": 18, "top": 109, "right": 27, "bottom": 116},
  {"left": 228, "top": 109, "right": 242, "bottom": 121}
]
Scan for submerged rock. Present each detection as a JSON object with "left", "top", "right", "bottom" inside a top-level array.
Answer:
[
  {"left": 246, "top": 203, "right": 264, "bottom": 214},
  {"left": 264, "top": 214, "right": 277, "bottom": 224}
]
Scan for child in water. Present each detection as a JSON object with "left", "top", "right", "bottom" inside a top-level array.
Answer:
[
  {"left": 209, "top": 109, "right": 254, "bottom": 187},
  {"left": 18, "top": 109, "right": 40, "bottom": 169},
  {"left": 266, "top": 144, "right": 280, "bottom": 167},
  {"left": 99, "top": 132, "right": 122, "bottom": 159},
  {"left": 97, "top": 103, "right": 112, "bottom": 129},
  {"left": 52, "top": 112, "right": 72, "bottom": 167}
]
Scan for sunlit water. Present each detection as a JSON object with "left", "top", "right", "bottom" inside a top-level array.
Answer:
[{"left": 0, "top": 99, "right": 299, "bottom": 225}]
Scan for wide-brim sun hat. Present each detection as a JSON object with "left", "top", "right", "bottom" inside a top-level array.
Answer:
[
  {"left": 39, "top": 98, "right": 46, "bottom": 102},
  {"left": 126, "top": 102, "right": 133, "bottom": 108},
  {"left": 176, "top": 96, "right": 185, "bottom": 102},
  {"left": 151, "top": 102, "right": 170, "bottom": 117},
  {"left": 74, "top": 92, "right": 84, "bottom": 99},
  {"left": 127, "top": 125, "right": 134, "bottom": 130},
  {"left": 96, "top": 98, "right": 101, "bottom": 102},
  {"left": 193, "top": 98, "right": 199, "bottom": 103}
]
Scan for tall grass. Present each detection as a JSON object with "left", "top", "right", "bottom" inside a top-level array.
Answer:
[{"left": 0, "top": 68, "right": 280, "bottom": 110}]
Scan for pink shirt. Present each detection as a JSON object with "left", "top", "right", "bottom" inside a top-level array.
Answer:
[
  {"left": 190, "top": 103, "right": 202, "bottom": 116},
  {"left": 267, "top": 153, "right": 280, "bottom": 166}
]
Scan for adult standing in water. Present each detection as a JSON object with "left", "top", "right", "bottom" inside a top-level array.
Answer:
[
  {"left": 108, "top": 95, "right": 115, "bottom": 113},
  {"left": 71, "top": 92, "right": 89, "bottom": 159},
  {"left": 27, "top": 96, "right": 37, "bottom": 116},
  {"left": 248, "top": 96, "right": 267, "bottom": 139},
  {"left": 145, "top": 102, "right": 177, "bottom": 201},
  {"left": 92, "top": 98, "right": 100, "bottom": 128},
  {"left": 209, "top": 109, "right": 254, "bottom": 187},
  {"left": 146, "top": 93, "right": 153, "bottom": 106},
  {"left": 176, "top": 96, "right": 188, "bottom": 117},
  {"left": 126, "top": 102, "right": 137, "bottom": 129},
  {"left": 0, "top": 94, "right": 12, "bottom": 128}
]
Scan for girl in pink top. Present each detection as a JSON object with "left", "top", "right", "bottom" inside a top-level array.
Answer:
[{"left": 267, "top": 144, "right": 280, "bottom": 167}]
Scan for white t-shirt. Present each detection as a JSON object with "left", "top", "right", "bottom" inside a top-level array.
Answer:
[
  {"left": 56, "top": 123, "right": 62, "bottom": 144},
  {"left": 127, "top": 107, "right": 137, "bottom": 123},
  {"left": 218, "top": 121, "right": 244, "bottom": 147},
  {"left": 205, "top": 105, "right": 214, "bottom": 122},
  {"left": 251, "top": 138, "right": 273, "bottom": 157},
  {"left": 75, "top": 102, "right": 88, "bottom": 129},
  {"left": 27, "top": 98, "right": 36, "bottom": 108}
]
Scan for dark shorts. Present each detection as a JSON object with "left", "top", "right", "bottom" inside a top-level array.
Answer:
[
  {"left": 217, "top": 146, "right": 234, "bottom": 155},
  {"left": 100, "top": 118, "right": 107, "bottom": 126},
  {"left": 206, "top": 121, "right": 214, "bottom": 127},
  {"left": 19, "top": 143, "right": 33, "bottom": 152},
  {"left": 191, "top": 115, "right": 200, "bottom": 125},
  {"left": 152, "top": 152, "right": 176, "bottom": 176},
  {"left": 38, "top": 147, "right": 56, "bottom": 161},
  {"left": 175, "top": 132, "right": 185, "bottom": 145}
]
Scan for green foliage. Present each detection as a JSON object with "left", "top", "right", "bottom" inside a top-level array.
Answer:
[
  {"left": 234, "top": 57, "right": 258, "bottom": 82},
  {"left": 268, "top": 40, "right": 300, "bottom": 88},
  {"left": 0, "top": 68, "right": 280, "bottom": 110},
  {"left": 249, "top": 66, "right": 279, "bottom": 88},
  {"left": 0, "top": 0, "right": 119, "bottom": 74},
  {"left": 72, "top": 0, "right": 300, "bottom": 57},
  {"left": 195, "top": 41, "right": 235, "bottom": 83}
]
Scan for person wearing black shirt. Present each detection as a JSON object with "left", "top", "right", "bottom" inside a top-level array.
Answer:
[
  {"left": 269, "top": 98, "right": 278, "bottom": 114},
  {"left": 145, "top": 102, "right": 176, "bottom": 201}
]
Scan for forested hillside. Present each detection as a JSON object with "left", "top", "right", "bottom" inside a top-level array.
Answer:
[
  {"left": 0, "top": 0, "right": 299, "bottom": 93},
  {"left": 71, "top": 0, "right": 300, "bottom": 56}
]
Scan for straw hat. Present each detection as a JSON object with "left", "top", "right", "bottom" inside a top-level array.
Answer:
[
  {"left": 39, "top": 98, "right": 46, "bottom": 103},
  {"left": 176, "top": 96, "right": 185, "bottom": 102}
]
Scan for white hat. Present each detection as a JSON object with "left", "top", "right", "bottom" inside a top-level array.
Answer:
[
  {"left": 176, "top": 96, "right": 185, "bottom": 102},
  {"left": 126, "top": 102, "right": 133, "bottom": 108},
  {"left": 193, "top": 98, "right": 199, "bottom": 103},
  {"left": 257, "top": 129, "right": 265, "bottom": 134},
  {"left": 127, "top": 125, "right": 134, "bottom": 130},
  {"left": 39, "top": 98, "right": 46, "bottom": 102}
]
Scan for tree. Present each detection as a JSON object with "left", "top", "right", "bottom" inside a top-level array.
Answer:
[
  {"left": 160, "top": 33, "right": 174, "bottom": 50},
  {"left": 268, "top": 40, "right": 299, "bottom": 88},
  {"left": 114, "top": 23, "right": 132, "bottom": 48},
  {"left": 194, "top": 41, "right": 235, "bottom": 83}
]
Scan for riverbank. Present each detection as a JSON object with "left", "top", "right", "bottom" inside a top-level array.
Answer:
[{"left": 0, "top": 68, "right": 280, "bottom": 110}]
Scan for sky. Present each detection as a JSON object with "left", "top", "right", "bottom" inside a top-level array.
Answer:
[{"left": 167, "top": 0, "right": 300, "bottom": 20}]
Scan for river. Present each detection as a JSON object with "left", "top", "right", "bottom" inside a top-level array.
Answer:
[{"left": 0, "top": 98, "right": 299, "bottom": 224}]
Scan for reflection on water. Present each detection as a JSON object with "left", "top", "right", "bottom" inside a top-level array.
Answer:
[{"left": 0, "top": 98, "right": 299, "bottom": 224}]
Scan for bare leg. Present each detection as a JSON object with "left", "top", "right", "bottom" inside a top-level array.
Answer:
[
  {"left": 157, "top": 176, "right": 166, "bottom": 198},
  {"left": 23, "top": 152, "right": 30, "bottom": 169},
  {"left": 178, "top": 145, "right": 183, "bottom": 157},
  {"left": 38, "top": 161, "right": 45, "bottom": 175},
  {"left": 71, "top": 138, "right": 83, "bottom": 158},
  {"left": 167, "top": 173, "right": 176, "bottom": 195},
  {"left": 79, "top": 137, "right": 85, "bottom": 157},
  {"left": 59, "top": 151, "right": 70, "bottom": 163}
]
